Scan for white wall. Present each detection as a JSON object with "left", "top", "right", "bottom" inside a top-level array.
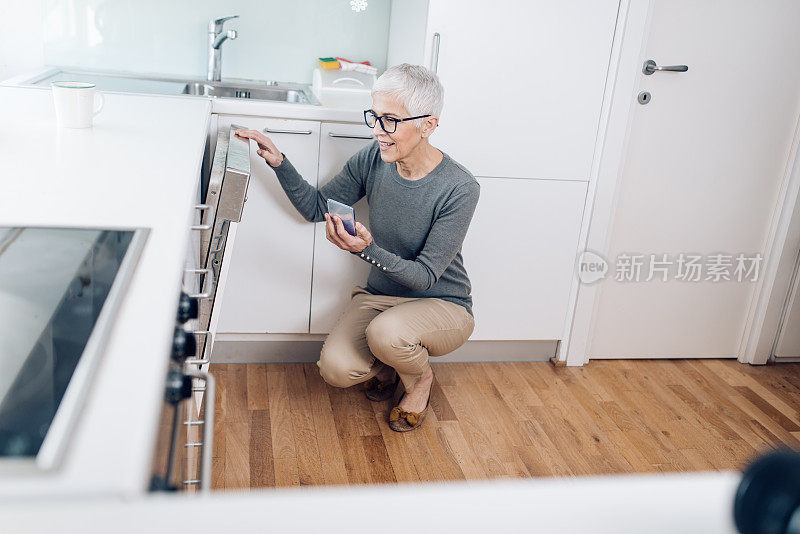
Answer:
[
  {"left": 0, "top": 1, "right": 44, "bottom": 81},
  {"left": 2, "top": 0, "right": 391, "bottom": 84}
]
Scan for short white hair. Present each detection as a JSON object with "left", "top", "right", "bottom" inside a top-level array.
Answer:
[{"left": 372, "top": 63, "right": 444, "bottom": 128}]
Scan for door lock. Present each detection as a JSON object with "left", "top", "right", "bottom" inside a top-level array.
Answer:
[{"left": 638, "top": 91, "right": 652, "bottom": 105}]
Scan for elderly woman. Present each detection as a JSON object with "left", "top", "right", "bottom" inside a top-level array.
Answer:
[{"left": 235, "top": 64, "right": 479, "bottom": 432}]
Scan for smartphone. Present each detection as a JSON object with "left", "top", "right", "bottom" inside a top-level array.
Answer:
[{"left": 326, "top": 198, "right": 357, "bottom": 236}]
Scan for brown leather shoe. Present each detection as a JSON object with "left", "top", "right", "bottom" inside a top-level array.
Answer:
[
  {"left": 364, "top": 373, "right": 399, "bottom": 402},
  {"left": 388, "top": 388, "right": 431, "bottom": 432}
]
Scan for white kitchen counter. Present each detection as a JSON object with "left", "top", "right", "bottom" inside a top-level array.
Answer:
[{"left": 0, "top": 86, "right": 211, "bottom": 499}]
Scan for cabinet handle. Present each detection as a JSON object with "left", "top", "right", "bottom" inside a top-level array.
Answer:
[
  {"left": 431, "top": 32, "right": 441, "bottom": 74},
  {"left": 184, "top": 267, "right": 214, "bottom": 300},
  {"left": 263, "top": 127, "right": 312, "bottom": 135},
  {"left": 190, "top": 204, "right": 212, "bottom": 231},
  {"left": 182, "top": 369, "right": 215, "bottom": 493},
  {"left": 328, "top": 132, "right": 374, "bottom": 140}
]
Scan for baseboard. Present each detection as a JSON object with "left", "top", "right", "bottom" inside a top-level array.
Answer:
[{"left": 211, "top": 339, "right": 558, "bottom": 364}]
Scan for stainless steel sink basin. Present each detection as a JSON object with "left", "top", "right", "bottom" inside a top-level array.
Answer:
[
  {"left": 23, "top": 69, "right": 320, "bottom": 105},
  {"left": 182, "top": 81, "right": 314, "bottom": 104}
]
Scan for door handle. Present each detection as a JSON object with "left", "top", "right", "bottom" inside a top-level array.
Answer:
[{"left": 643, "top": 59, "right": 688, "bottom": 75}]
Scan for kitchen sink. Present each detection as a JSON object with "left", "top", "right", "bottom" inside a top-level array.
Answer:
[
  {"left": 23, "top": 69, "right": 319, "bottom": 105},
  {"left": 181, "top": 81, "right": 313, "bottom": 103}
]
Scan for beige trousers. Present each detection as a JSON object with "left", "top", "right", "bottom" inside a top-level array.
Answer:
[{"left": 317, "top": 286, "right": 475, "bottom": 391}]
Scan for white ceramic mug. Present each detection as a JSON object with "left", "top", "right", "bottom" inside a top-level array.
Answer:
[{"left": 51, "top": 81, "right": 105, "bottom": 128}]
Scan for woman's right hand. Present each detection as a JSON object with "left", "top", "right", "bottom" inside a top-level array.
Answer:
[{"left": 235, "top": 129, "right": 284, "bottom": 167}]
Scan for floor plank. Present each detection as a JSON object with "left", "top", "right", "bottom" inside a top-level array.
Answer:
[
  {"left": 303, "top": 364, "right": 350, "bottom": 486},
  {"left": 286, "top": 364, "right": 325, "bottom": 486},
  {"left": 245, "top": 364, "right": 268, "bottom": 411},
  {"left": 249, "top": 410, "right": 274, "bottom": 487},
  {"left": 328, "top": 385, "right": 374, "bottom": 484},
  {"left": 266, "top": 364, "right": 300, "bottom": 487},
  {"left": 207, "top": 360, "right": 800, "bottom": 489}
]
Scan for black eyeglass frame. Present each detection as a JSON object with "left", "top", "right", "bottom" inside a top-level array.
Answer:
[{"left": 363, "top": 109, "right": 432, "bottom": 134}]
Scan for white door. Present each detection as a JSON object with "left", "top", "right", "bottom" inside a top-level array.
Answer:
[
  {"left": 423, "top": 0, "right": 619, "bottom": 180},
  {"left": 587, "top": 1, "right": 800, "bottom": 359},
  {"left": 216, "top": 115, "right": 320, "bottom": 333},
  {"left": 310, "top": 122, "right": 374, "bottom": 334}
]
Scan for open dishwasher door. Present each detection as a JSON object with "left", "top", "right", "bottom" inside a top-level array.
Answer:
[
  {"left": 195, "top": 124, "right": 251, "bottom": 371},
  {"left": 163, "top": 124, "right": 250, "bottom": 493}
]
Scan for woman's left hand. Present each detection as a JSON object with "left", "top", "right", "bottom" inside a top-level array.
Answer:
[{"left": 324, "top": 213, "right": 372, "bottom": 253}]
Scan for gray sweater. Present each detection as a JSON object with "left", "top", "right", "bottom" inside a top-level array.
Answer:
[{"left": 272, "top": 140, "right": 480, "bottom": 316}]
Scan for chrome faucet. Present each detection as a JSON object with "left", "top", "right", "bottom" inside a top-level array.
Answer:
[{"left": 207, "top": 15, "right": 238, "bottom": 82}]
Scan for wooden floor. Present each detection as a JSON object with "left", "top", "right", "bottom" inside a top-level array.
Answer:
[{"left": 208, "top": 360, "right": 800, "bottom": 490}]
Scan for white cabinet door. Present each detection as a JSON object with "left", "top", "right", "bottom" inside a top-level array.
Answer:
[
  {"left": 462, "top": 177, "right": 587, "bottom": 340},
  {"left": 216, "top": 115, "right": 320, "bottom": 333},
  {"left": 310, "top": 122, "right": 375, "bottom": 334},
  {"left": 423, "top": 0, "right": 619, "bottom": 181}
]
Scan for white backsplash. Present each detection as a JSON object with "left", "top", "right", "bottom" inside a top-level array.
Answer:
[{"left": 41, "top": 0, "right": 391, "bottom": 84}]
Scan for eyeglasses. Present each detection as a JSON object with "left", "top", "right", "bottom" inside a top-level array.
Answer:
[{"left": 364, "top": 109, "right": 432, "bottom": 134}]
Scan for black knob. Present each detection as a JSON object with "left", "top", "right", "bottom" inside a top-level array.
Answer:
[
  {"left": 171, "top": 327, "right": 196, "bottom": 361},
  {"left": 176, "top": 292, "right": 199, "bottom": 324},
  {"left": 735, "top": 449, "right": 800, "bottom": 534},
  {"left": 149, "top": 475, "right": 178, "bottom": 492},
  {"left": 163, "top": 368, "right": 192, "bottom": 404}
]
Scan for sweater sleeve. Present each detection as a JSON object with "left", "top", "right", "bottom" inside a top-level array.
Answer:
[
  {"left": 356, "top": 180, "right": 480, "bottom": 292},
  {"left": 271, "top": 144, "right": 370, "bottom": 223}
]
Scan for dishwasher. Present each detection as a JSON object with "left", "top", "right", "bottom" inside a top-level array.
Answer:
[{"left": 149, "top": 123, "right": 251, "bottom": 493}]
